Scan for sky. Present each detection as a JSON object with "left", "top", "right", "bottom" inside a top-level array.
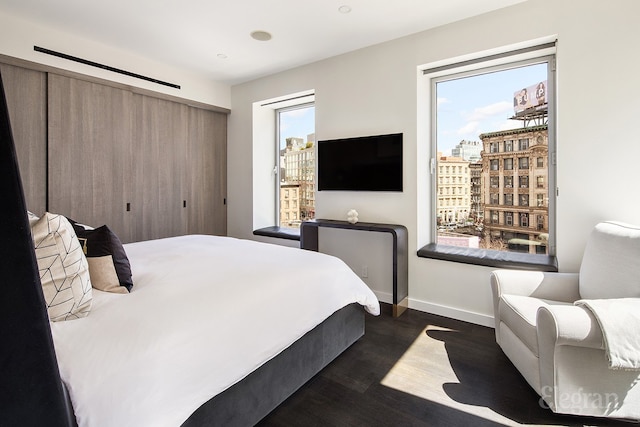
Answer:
[
  {"left": 437, "top": 62, "right": 547, "bottom": 155},
  {"left": 276, "top": 62, "right": 547, "bottom": 154},
  {"left": 279, "top": 105, "right": 315, "bottom": 149}
]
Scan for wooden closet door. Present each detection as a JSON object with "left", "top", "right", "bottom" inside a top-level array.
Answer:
[
  {"left": 0, "top": 63, "right": 47, "bottom": 215},
  {"left": 132, "top": 94, "right": 188, "bottom": 241},
  {"left": 48, "top": 74, "right": 134, "bottom": 241},
  {"left": 186, "top": 106, "right": 227, "bottom": 236}
]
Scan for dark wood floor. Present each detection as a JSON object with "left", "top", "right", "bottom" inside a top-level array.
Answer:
[{"left": 258, "top": 303, "right": 635, "bottom": 427}]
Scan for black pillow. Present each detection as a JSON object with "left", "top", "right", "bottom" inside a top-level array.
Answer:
[{"left": 68, "top": 220, "right": 133, "bottom": 292}]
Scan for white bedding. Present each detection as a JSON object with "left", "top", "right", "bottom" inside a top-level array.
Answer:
[{"left": 50, "top": 235, "right": 379, "bottom": 427}]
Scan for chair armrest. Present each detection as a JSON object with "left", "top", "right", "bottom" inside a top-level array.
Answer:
[
  {"left": 537, "top": 305, "right": 604, "bottom": 350},
  {"left": 491, "top": 270, "right": 580, "bottom": 302}
]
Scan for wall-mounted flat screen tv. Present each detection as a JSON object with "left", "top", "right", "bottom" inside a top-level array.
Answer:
[{"left": 317, "top": 132, "right": 403, "bottom": 191}]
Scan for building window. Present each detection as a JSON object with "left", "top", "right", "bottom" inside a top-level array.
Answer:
[
  {"left": 518, "top": 157, "right": 529, "bottom": 169},
  {"left": 537, "top": 214, "right": 545, "bottom": 230},
  {"left": 429, "top": 42, "right": 556, "bottom": 259},
  {"left": 504, "top": 176, "right": 513, "bottom": 188},
  {"left": 537, "top": 176, "right": 545, "bottom": 188},
  {"left": 537, "top": 193, "right": 545, "bottom": 207},
  {"left": 505, "top": 140, "right": 514, "bottom": 152},
  {"left": 537, "top": 157, "right": 544, "bottom": 168},
  {"left": 505, "top": 211, "right": 514, "bottom": 226},
  {"left": 491, "top": 210, "right": 499, "bottom": 224},
  {"left": 277, "top": 103, "right": 315, "bottom": 228},
  {"left": 504, "top": 158, "right": 513, "bottom": 170}
]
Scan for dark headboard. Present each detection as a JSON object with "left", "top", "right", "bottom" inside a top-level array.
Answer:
[{"left": 0, "top": 70, "right": 72, "bottom": 425}]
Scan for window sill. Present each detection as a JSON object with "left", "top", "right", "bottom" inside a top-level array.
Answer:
[
  {"left": 417, "top": 243, "right": 558, "bottom": 272},
  {"left": 253, "top": 226, "right": 300, "bottom": 241}
]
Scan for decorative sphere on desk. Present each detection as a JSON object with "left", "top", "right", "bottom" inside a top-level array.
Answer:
[{"left": 347, "top": 209, "right": 359, "bottom": 224}]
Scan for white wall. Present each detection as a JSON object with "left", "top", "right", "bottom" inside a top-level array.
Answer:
[
  {"left": 228, "top": 0, "right": 640, "bottom": 326},
  {"left": 0, "top": 10, "right": 230, "bottom": 109}
]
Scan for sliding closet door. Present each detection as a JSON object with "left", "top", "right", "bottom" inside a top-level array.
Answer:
[
  {"left": 0, "top": 63, "right": 47, "bottom": 215},
  {"left": 185, "top": 106, "right": 227, "bottom": 236},
  {"left": 132, "top": 94, "right": 188, "bottom": 241},
  {"left": 48, "top": 74, "right": 134, "bottom": 241}
]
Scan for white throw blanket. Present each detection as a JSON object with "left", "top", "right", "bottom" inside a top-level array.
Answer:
[{"left": 575, "top": 298, "right": 640, "bottom": 370}]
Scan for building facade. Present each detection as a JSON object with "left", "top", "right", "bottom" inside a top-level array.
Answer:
[
  {"left": 280, "top": 140, "right": 316, "bottom": 227},
  {"left": 436, "top": 154, "right": 471, "bottom": 225},
  {"left": 452, "top": 140, "right": 482, "bottom": 162},
  {"left": 479, "top": 125, "right": 549, "bottom": 254}
]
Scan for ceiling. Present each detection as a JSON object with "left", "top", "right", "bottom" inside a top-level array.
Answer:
[{"left": 0, "top": 0, "right": 526, "bottom": 86}]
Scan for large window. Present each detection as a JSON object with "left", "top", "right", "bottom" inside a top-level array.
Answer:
[
  {"left": 276, "top": 104, "right": 315, "bottom": 229},
  {"left": 430, "top": 45, "right": 556, "bottom": 257}
]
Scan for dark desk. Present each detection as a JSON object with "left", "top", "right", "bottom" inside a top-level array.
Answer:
[{"left": 300, "top": 219, "right": 408, "bottom": 317}]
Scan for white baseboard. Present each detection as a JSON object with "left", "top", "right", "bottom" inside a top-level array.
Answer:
[
  {"left": 408, "top": 298, "right": 495, "bottom": 328},
  {"left": 371, "top": 291, "right": 494, "bottom": 328}
]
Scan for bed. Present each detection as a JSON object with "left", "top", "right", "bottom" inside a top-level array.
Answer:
[
  {"left": 54, "top": 234, "right": 379, "bottom": 426},
  {"left": 0, "top": 70, "right": 380, "bottom": 426}
]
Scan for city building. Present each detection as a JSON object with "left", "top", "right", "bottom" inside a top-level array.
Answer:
[
  {"left": 479, "top": 125, "right": 549, "bottom": 254},
  {"left": 436, "top": 154, "right": 471, "bottom": 225},
  {"left": 280, "top": 134, "right": 316, "bottom": 226},
  {"left": 451, "top": 140, "right": 482, "bottom": 162},
  {"left": 469, "top": 162, "right": 483, "bottom": 223}
]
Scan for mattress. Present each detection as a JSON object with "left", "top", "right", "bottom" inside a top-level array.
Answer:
[{"left": 49, "top": 235, "right": 379, "bottom": 427}]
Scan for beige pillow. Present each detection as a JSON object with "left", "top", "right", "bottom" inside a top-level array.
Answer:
[
  {"left": 31, "top": 213, "right": 93, "bottom": 321},
  {"left": 86, "top": 256, "right": 128, "bottom": 294}
]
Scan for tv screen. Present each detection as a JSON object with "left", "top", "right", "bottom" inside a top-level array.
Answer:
[{"left": 317, "top": 133, "right": 403, "bottom": 191}]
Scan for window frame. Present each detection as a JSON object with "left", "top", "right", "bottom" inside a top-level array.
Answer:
[{"left": 420, "top": 44, "right": 557, "bottom": 271}]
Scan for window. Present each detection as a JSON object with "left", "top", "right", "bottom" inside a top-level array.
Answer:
[
  {"left": 505, "top": 140, "right": 514, "bottom": 152},
  {"left": 277, "top": 104, "right": 315, "bottom": 229},
  {"left": 428, "top": 43, "right": 556, "bottom": 261},
  {"left": 518, "top": 157, "right": 529, "bottom": 169},
  {"left": 505, "top": 211, "right": 514, "bottom": 226},
  {"left": 504, "top": 176, "right": 513, "bottom": 188},
  {"left": 537, "top": 193, "right": 545, "bottom": 207},
  {"left": 491, "top": 210, "right": 499, "bottom": 224},
  {"left": 504, "top": 158, "right": 513, "bottom": 170}
]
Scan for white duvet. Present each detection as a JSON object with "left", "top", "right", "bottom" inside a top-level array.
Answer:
[{"left": 50, "top": 235, "right": 379, "bottom": 427}]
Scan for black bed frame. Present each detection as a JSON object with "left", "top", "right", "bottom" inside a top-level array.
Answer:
[{"left": 0, "top": 69, "right": 366, "bottom": 427}]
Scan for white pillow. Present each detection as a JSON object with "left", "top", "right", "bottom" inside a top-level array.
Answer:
[
  {"left": 579, "top": 221, "right": 640, "bottom": 299},
  {"left": 31, "top": 213, "right": 93, "bottom": 321}
]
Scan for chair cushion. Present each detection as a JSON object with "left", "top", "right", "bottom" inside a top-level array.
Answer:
[
  {"left": 580, "top": 222, "right": 640, "bottom": 299},
  {"left": 500, "top": 294, "right": 572, "bottom": 356}
]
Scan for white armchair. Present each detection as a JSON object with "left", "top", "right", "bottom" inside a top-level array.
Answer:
[{"left": 491, "top": 221, "right": 640, "bottom": 420}]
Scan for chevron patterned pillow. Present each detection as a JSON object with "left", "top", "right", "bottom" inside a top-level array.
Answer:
[{"left": 31, "top": 213, "right": 93, "bottom": 321}]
